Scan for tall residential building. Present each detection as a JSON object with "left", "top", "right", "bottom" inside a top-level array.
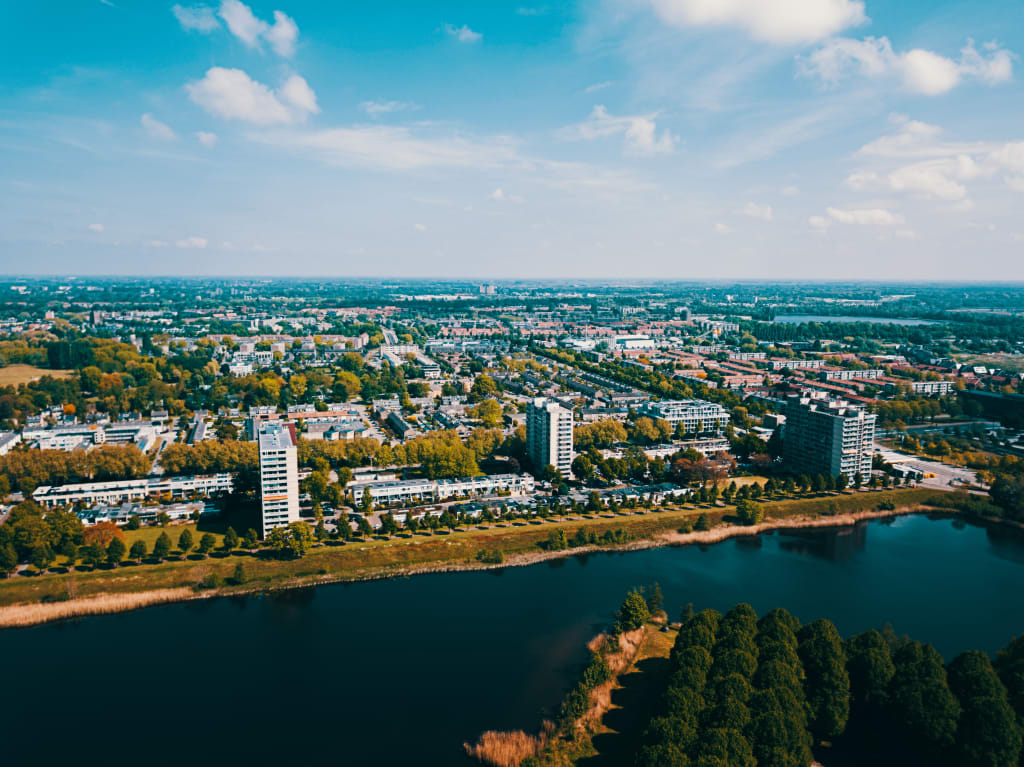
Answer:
[
  {"left": 639, "top": 399, "right": 730, "bottom": 434},
  {"left": 783, "top": 393, "right": 876, "bottom": 479},
  {"left": 258, "top": 422, "right": 299, "bottom": 538},
  {"left": 526, "top": 397, "right": 574, "bottom": 477}
]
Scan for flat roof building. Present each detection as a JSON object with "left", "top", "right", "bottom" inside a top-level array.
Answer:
[
  {"left": 526, "top": 397, "right": 574, "bottom": 477},
  {"left": 783, "top": 393, "right": 876, "bottom": 479},
  {"left": 258, "top": 422, "right": 299, "bottom": 538}
]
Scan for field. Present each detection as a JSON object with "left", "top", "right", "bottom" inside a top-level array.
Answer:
[
  {"left": 121, "top": 523, "right": 225, "bottom": 552},
  {"left": 0, "top": 487, "right": 946, "bottom": 613},
  {"left": 0, "top": 364, "right": 72, "bottom": 386},
  {"left": 956, "top": 353, "right": 1024, "bottom": 373}
]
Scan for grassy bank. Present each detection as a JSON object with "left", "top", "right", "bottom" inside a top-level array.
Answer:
[{"left": 0, "top": 487, "right": 945, "bottom": 619}]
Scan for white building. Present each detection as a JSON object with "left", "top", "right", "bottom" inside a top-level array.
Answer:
[
  {"left": 526, "top": 397, "right": 574, "bottom": 476},
  {"left": 639, "top": 399, "right": 730, "bottom": 434},
  {"left": 32, "top": 473, "right": 234, "bottom": 508},
  {"left": 258, "top": 422, "right": 300, "bottom": 538},
  {"left": 348, "top": 473, "right": 535, "bottom": 506}
]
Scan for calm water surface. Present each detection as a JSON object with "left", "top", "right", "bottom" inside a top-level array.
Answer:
[{"left": 2, "top": 514, "right": 1023, "bottom": 766}]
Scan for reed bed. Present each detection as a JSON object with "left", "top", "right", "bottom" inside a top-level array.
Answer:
[
  {"left": 0, "top": 587, "right": 195, "bottom": 628},
  {"left": 463, "top": 729, "right": 546, "bottom": 767}
]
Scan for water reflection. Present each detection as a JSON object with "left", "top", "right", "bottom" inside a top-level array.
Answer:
[{"left": 776, "top": 523, "right": 867, "bottom": 563}]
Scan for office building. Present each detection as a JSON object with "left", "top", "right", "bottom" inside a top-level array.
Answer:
[
  {"left": 526, "top": 397, "right": 574, "bottom": 476},
  {"left": 783, "top": 393, "right": 876, "bottom": 479},
  {"left": 258, "top": 422, "right": 300, "bottom": 538}
]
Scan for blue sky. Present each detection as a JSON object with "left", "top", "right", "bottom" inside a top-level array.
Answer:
[{"left": 2, "top": 0, "right": 1022, "bottom": 279}]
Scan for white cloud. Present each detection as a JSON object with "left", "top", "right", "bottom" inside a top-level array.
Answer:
[
  {"left": 490, "top": 188, "right": 524, "bottom": 203},
  {"left": 781, "top": 185, "right": 800, "bottom": 196},
  {"left": 279, "top": 74, "right": 319, "bottom": 115},
  {"left": 264, "top": 10, "right": 298, "bottom": 57},
  {"left": 714, "top": 222, "right": 732, "bottom": 234},
  {"left": 360, "top": 100, "right": 417, "bottom": 117},
  {"left": 895, "top": 229, "right": 920, "bottom": 240},
  {"left": 218, "top": 0, "right": 298, "bottom": 57},
  {"left": 146, "top": 240, "right": 170, "bottom": 248},
  {"left": 850, "top": 120, "right": 1024, "bottom": 204},
  {"left": 195, "top": 131, "right": 218, "bottom": 147},
  {"left": 414, "top": 223, "right": 427, "bottom": 231},
  {"left": 809, "top": 215, "right": 831, "bottom": 232},
  {"left": 141, "top": 113, "right": 177, "bottom": 141},
  {"left": 176, "top": 236, "right": 208, "bottom": 248},
  {"left": 560, "top": 105, "right": 677, "bottom": 156},
  {"left": 825, "top": 206, "right": 904, "bottom": 225},
  {"left": 88, "top": 223, "right": 104, "bottom": 232},
  {"left": 444, "top": 24, "right": 482, "bottom": 43},
  {"left": 584, "top": 81, "right": 613, "bottom": 93},
  {"left": 251, "top": 124, "right": 522, "bottom": 170},
  {"left": 741, "top": 201, "right": 773, "bottom": 221},
  {"left": 648, "top": 0, "right": 867, "bottom": 45},
  {"left": 186, "top": 67, "right": 317, "bottom": 125},
  {"left": 172, "top": 4, "right": 219, "bottom": 32},
  {"left": 801, "top": 37, "right": 1014, "bottom": 95}
]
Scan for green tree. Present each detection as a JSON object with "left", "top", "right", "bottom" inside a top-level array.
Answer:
[
  {"left": 947, "top": 650, "right": 1022, "bottom": 767},
  {"left": 126, "top": 514, "right": 141, "bottom": 530},
  {"left": 0, "top": 542, "right": 17, "bottom": 577},
  {"left": 31, "top": 543, "right": 54, "bottom": 572},
  {"left": 223, "top": 526, "right": 239, "bottom": 552},
  {"left": 797, "top": 619, "right": 850, "bottom": 740},
  {"left": 616, "top": 588, "right": 650, "bottom": 633},
  {"left": 83, "top": 542, "right": 106, "bottom": 568},
  {"left": 198, "top": 533, "right": 217, "bottom": 556},
  {"left": 359, "top": 487, "right": 373, "bottom": 514},
  {"left": 231, "top": 562, "right": 247, "bottom": 585},
  {"left": 846, "top": 629, "right": 895, "bottom": 711},
  {"left": 106, "top": 537, "right": 126, "bottom": 566},
  {"left": 646, "top": 582, "right": 664, "bottom": 615},
  {"left": 886, "top": 641, "right": 960, "bottom": 757},
  {"left": 157, "top": 511, "right": 171, "bottom": 527},
  {"left": 242, "top": 528, "right": 259, "bottom": 549},
  {"left": 129, "top": 539, "right": 148, "bottom": 561},
  {"left": 178, "top": 528, "right": 194, "bottom": 557},
  {"left": 153, "top": 531, "right": 172, "bottom": 560},
  {"left": 695, "top": 513, "right": 712, "bottom": 531}
]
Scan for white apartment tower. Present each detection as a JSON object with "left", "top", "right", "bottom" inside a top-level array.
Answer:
[
  {"left": 526, "top": 397, "right": 574, "bottom": 477},
  {"left": 258, "top": 422, "right": 300, "bottom": 538},
  {"left": 783, "top": 393, "right": 876, "bottom": 479}
]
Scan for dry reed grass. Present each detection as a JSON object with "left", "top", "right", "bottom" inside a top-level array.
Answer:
[
  {"left": 463, "top": 729, "right": 544, "bottom": 767},
  {"left": 0, "top": 588, "right": 195, "bottom": 628}
]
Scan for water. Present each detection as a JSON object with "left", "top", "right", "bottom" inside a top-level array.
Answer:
[
  {"left": 2, "top": 515, "right": 1023, "bottom": 766},
  {"left": 772, "top": 314, "right": 934, "bottom": 326}
]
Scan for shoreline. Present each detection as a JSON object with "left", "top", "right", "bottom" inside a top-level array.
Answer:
[{"left": 0, "top": 501, "right": 963, "bottom": 630}]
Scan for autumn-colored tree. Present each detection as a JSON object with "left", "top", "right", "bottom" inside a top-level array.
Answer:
[{"left": 83, "top": 521, "right": 124, "bottom": 547}]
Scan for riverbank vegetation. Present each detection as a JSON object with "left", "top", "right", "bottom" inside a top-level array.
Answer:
[
  {"left": 471, "top": 596, "right": 1024, "bottom": 767},
  {"left": 0, "top": 488, "right": 947, "bottom": 616}
]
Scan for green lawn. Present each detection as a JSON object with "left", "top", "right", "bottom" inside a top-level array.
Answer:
[{"left": 121, "top": 523, "right": 225, "bottom": 554}]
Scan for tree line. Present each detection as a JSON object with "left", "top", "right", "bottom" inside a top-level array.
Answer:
[{"left": 635, "top": 602, "right": 1023, "bottom": 767}]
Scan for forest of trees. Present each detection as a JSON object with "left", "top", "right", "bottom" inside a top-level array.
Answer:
[
  {"left": 634, "top": 603, "right": 1023, "bottom": 767},
  {"left": 0, "top": 444, "right": 151, "bottom": 494}
]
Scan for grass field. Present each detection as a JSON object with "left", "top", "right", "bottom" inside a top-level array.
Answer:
[
  {"left": 0, "top": 487, "right": 946, "bottom": 610},
  {"left": 0, "top": 364, "right": 72, "bottom": 386},
  {"left": 121, "top": 523, "right": 225, "bottom": 553}
]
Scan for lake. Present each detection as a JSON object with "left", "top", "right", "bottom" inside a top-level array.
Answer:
[
  {"left": 2, "top": 514, "right": 1023, "bottom": 766},
  {"left": 772, "top": 314, "right": 935, "bottom": 326}
]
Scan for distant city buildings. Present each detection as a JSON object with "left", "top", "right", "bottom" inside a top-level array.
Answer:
[
  {"left": 526, "top": 397, "right": 574, "bottom": 477},
  {"left": 258, "top": 422, "right": 300, "bottom": 537},
  {"left": 783, "top": 393, "right": 876, "bottom": 479}
]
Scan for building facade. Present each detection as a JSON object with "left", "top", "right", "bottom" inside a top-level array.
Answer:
[
  {"left": 258, "top": 422, "right": 300, "bottom": 538},
  {"left": 639, "top": 399, "right": 730, "bottom": 434},
  {"left": 783, "top": 393, "right": 876, "bottom": 479},
  {"left": 526, "top": 397, "right": 574, "bottom": 476}
]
